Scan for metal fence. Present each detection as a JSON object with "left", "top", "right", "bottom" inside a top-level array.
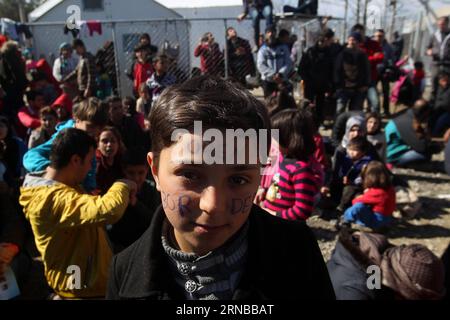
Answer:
[{"left": 26, "top": 16, "right": 345, "bottom": 97}]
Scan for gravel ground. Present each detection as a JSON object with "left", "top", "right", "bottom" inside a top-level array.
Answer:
[{"left": 308, "top": 152, "right": 450, "bottom": 262}]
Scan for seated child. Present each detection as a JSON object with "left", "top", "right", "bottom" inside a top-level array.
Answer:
[
  {"left": 341, "top": 161, "right": 395, "bottom": 230},
  {"left": 366, "top": 112, "right": 386, "bottom": 161},
  {"left": 334, "top": 136, "right": 375, "bottom": 213},
  {"left": 262, "top": 109, "right": 324, "bottom": 220}
]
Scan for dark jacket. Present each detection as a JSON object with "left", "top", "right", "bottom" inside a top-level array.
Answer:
[
  {"left": 432, "top": 85, "right": 450, "bottom": 113},
  {"left": 0, "top": 192, "right": 26, "bottom": 250},
  {"left": 108, "top": 180, "right": 161, "bottom": 252},
  {"left": 299, "top": 44, "right": 334, "bottom": 92},
  {"left": 111, "top": 116, "right": 146, "bottom": 150},
  {"left": 327, "top": 232, "right": 395, "bottom": 300},
  {"left": 334, "top": 48, "right": 371, "bottom": 90},
  {"left": 227, "top": 36, "right": 256, "bottom": 81},
  {"left": 106, "top": 204, "right": 335, "bottom": 300}
]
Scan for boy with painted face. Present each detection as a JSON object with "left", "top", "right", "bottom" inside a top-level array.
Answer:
[{"left": 106, "top": 76, "right": 335, "bottom": 300}]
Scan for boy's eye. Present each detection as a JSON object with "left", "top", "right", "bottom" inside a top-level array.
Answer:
[
  {"left": 180, "top": 171, "right": 200, "bottom": 181},
  {"left": 230, "top": 176, "right": 249, "bottom": 186}
]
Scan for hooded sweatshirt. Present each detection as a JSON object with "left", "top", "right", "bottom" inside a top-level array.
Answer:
[{"left": 19, "top": 173, "right": 130, "bottom": 298}]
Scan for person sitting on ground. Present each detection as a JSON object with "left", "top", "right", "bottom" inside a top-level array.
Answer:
[
  {"left": 366, "top": 112, "right": 386, "bottom": 161},
  {"left": 20, "top": 128, "right": 137, "bottom": 299},
  {"left": 108, "top": 147, "right": 161, "bottom": 253},
  {"left": 385, "top": 99, "right": 436, "bottom": 168},
  {"left": 106, "top": 76, "right": 335, "bottom": 300},
  {"left": 95, "top": 126, "right": 125, "bottom": 195},
  {"left": 23, "top": 97, "right": 108, "bottom": 193},
  {"left": 339, "top": 161, "right": 395, "bottom": 231},
  {"left": 28, "top": 106, "right": 58, "bottom": 149},
  {"left": 261, "top": 109, "right": 324, "bottom": 220},
  {"left": 327, "top": 230, "right": 446, "bottom": 300},
  {"left": 332, "top": 136, "right": 375, "bottom": 214}
]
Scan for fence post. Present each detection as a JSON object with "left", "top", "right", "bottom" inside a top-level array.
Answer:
[
  {"left": 111, "top": 22, "right": 122, "bottom": 97},
  {"left": 223, "top": 19, "right": 229, "bottom": 80}
]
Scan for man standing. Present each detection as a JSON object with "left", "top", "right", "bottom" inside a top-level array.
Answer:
[
  {"left": 20, "top": 128, "right": 136, "bottom": 299},
  {"left": 63, "top": 39, "right": 97, "bottom": 99},
  {"left": 374, "top": 29, "right": 395, "bottom": 117},
  {"left": 226, "top": 27, "right": 255, "bottom": 86},
  {"left": 257, "top": 26, "right": 294, "bottom": 98},
  {"left": 334, "top": 33, "right": 371, "bottom": 115},
  {"left": 351, "top": 24, "right": 384, "bottom": 113},
  {"left": 427, "top": 16, "right": 450, "bottom": 95}
]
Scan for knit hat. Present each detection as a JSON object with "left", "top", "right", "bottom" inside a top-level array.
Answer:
[
  {"left": 381, "top": 244, "right": 446, "bottom": 300},
  {"left": 349, "top": 32, "right": 363, "bottom": 43}
]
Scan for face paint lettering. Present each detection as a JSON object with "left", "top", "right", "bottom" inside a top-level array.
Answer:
[
  {"left": 178, "top": 195, "right": 192, "bottom": 217},
  {"left": 231, "top": 195, "right": 254, "bottom": 215},
  {"left": 161, "top": 191, "right": 177, "bottom": 211}
]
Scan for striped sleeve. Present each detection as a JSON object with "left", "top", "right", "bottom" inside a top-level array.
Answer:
[{"left": 275, "top": 167, "right": 318, "bottom": 221}]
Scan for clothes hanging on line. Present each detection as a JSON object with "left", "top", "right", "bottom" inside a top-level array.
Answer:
[{"left": 86, "top": 21, "right": 102, "bottom": 36}]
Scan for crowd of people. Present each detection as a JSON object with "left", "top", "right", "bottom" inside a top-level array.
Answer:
[{"left": 0, "top": 1, "right": 449, "bottom": 301}]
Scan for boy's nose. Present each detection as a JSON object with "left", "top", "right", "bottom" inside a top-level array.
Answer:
[{"left": 199, "top": 185, "right": 227, "bottom": 216}]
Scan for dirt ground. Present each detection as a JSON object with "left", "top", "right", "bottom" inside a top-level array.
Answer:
[{"left": 308, "top": 151, "right": 450, "bottom": 262}]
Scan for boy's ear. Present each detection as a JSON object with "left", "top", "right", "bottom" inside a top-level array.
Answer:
[{"left": 147, "top": 152, "right": 161, "bottom": 191}]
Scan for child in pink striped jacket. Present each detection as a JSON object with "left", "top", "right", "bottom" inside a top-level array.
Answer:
[{"left": 261, "top": 109, "right": 324, "bottom": 220}]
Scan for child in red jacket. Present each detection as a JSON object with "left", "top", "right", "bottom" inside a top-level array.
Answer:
[{"left": 342, "top": 161, "right": 395, "bottom": 229}]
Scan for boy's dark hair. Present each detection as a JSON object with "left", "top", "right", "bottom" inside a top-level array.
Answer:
[
  {"left": 361, "top": 161, "right": 392, "bottom": 189},
  {"left": 438, "top": 70, "right": 450, "bottom": 79},
  {"left": 351, "top": 24, "right": 365, "bottom": 33},
  {"left": 121, "top": 146, "right": 148, "bottom": 168},
  {"left": 153, "top": 54, "right": 168, "bottom": 64},
  {"left": 271, "top": 108, "right": 315, "bottom": 161},
  {"left": 265, "top": 88, "right": 297, "bottom": 117},
  {"left": 412, "top": 99, "right": 431, "bottom": 122},
  {"left": 414, "top": 61, "right": 424, "bottom": 69},
  {"left": 134, "top": 43, "right": 149, "bottom": 53},
  {"left": 30, "top": 71, "right": 48, "bottom": 83},
  {"left": 73, "top": 97, "right": 108, "bottom": 126},
  {"left": 347, "top": 136, "right": 370, "bottom": 154},
  {"left": 107, "top": 95, "right": 122, "bottom": 105},
  {"left": 72, "top": 39, "right": 85, "bottom": 48},
  {"left": 322, "top": 28, "right": 335, "bottom": 39},
  {"left": 278, "top": 29, "right": 290, "bottom": 38},
  {"left": 149, "top": 76, "right": 270, "bottom": 165},
  {"left": 50, "top": 128, "right": 96, "bottom": 170},
  {"left": 376, "top": 29, "right": 385, "bottom": 34},
  {"left": 40, "top": 106, "right": 57, "bottom": 119},
  {"left": 140, "top": 33, "right": 151, "bottom": 42},
  {"left": 26, "top": 90, "right": 44, "bottom": 102}
]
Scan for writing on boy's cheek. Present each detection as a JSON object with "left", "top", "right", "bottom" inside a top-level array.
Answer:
[
  {"left": 178, "top": 195, "right": 192, "bottom": 217},
  {"left": 161, "top": 191, "right": 177, "bottom": 211},
  {"left": 161, "top": 191, "right": 192, "bottom": 216},
  {"left": 231, "top": 194, "right": 254, "bottom": 215}
]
